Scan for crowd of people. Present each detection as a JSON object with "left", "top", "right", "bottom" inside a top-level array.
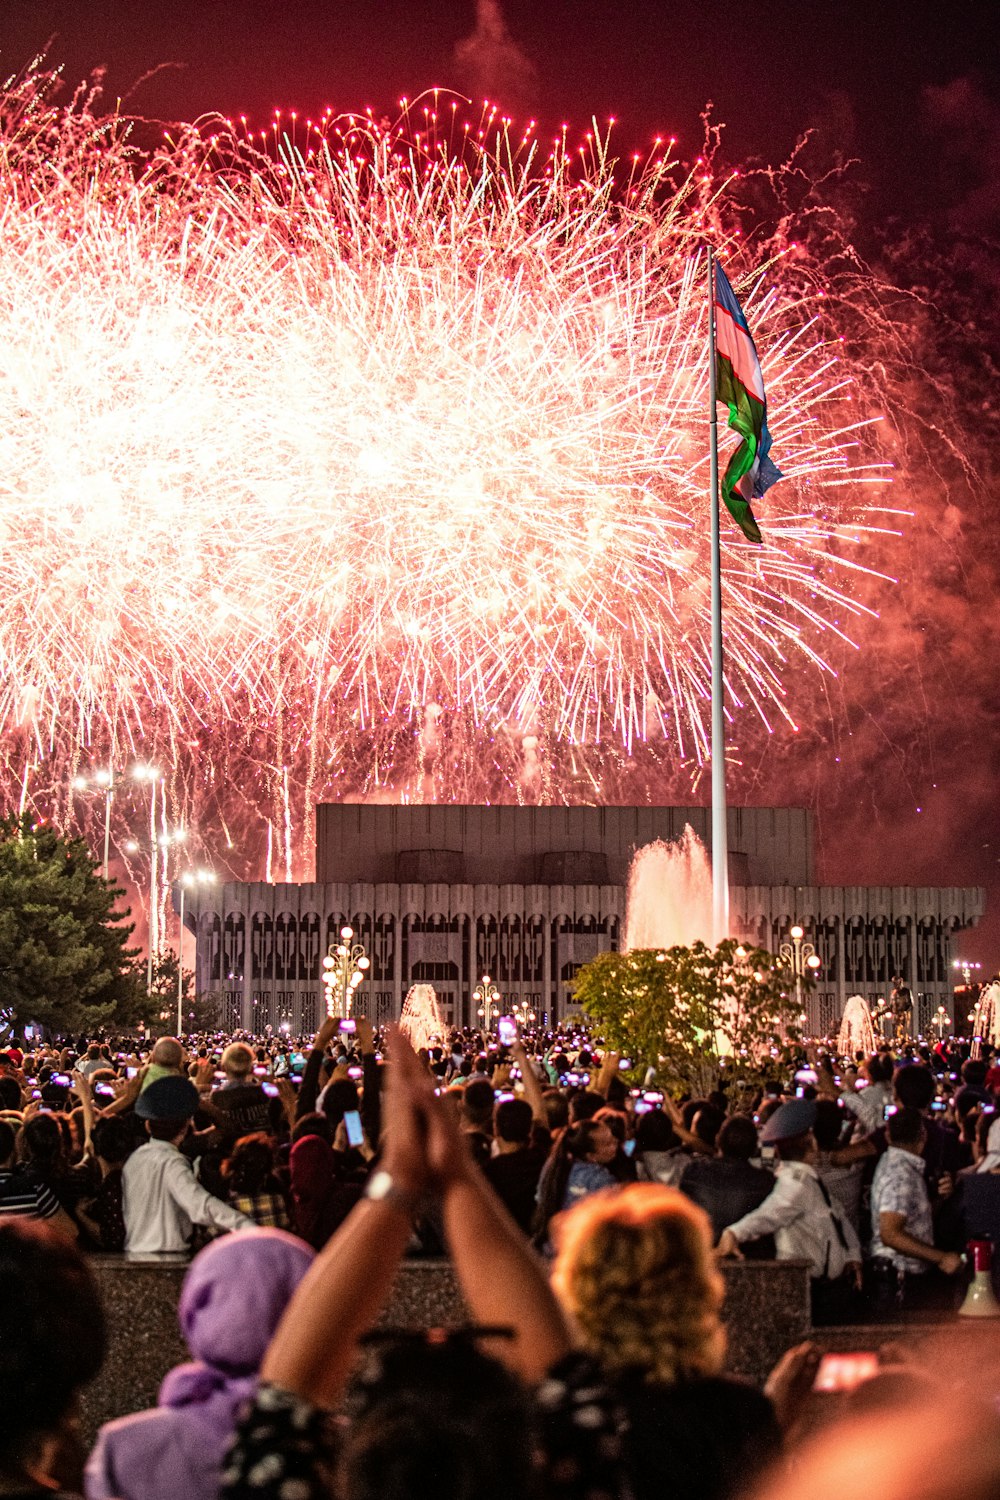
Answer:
[{"left": 0, "top": 1015, "right": 999, "bottom": 1499}]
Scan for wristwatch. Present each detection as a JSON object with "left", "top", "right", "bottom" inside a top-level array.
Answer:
[{"left": 364, "top": 1169, "right": 420, "bottom": 1216}]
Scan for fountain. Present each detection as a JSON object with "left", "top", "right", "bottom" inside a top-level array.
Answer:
[
  {"left": 623, "top": 825, "right": 714, "bottom": 952},
  {"left": 399, "top": 982, "right": 446, "bottom": 1051}
]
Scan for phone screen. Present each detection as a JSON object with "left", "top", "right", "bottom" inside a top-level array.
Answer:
[
  {"left": 497, "top": 1018, "right": 517, "bottom": 1047},
  {"left": 126, "top": 1067, "right": 138, "bottom": 1079},
  {"left": 812, "top": 1352, "right": 879, "bottom": 1393},
  {"left": 343, "top": 1110, "right": 364, "bottom": 1147},
  {"left": 262, "top": 1081, "right": 280, "bottom": 1098},
  {"left": 339, "top": 1020, "right": 357, "bottom": 1035}
]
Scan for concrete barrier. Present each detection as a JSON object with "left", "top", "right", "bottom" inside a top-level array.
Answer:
[{"left": 80, "top": 1253, "right": 811, "bottom": 1444}]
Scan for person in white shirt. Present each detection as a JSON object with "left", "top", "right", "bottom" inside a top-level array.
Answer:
[
  {"left": 123, "top": 1076, "right": 253, "bottom": 1255},
  {"left": 717, "top": 1097, "right": 862, "bottom": 1324}
]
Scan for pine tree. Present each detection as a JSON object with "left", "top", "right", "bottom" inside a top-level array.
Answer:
[{"left": 0, "top": 815, "right": 139, "bottom": 1039}]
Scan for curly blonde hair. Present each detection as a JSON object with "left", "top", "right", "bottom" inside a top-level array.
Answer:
[{"left": 551, "top": 1183, "right": 726, "bottom": 1385}]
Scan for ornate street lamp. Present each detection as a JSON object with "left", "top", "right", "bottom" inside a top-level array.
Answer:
[
  {"left": 322, "top": 924, "right": 370, "bottom": 1019},
  {"left": 475, "top": 974, "right": 501, "bottom": 1032},
  {"left": 779, "top": 924, "right": 822, "bottom": 1024}
]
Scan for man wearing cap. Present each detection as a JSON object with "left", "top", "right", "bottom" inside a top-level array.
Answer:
[
  {"left": 122, "top": 1076, "right": 254, "bottom": 1254},
  {"left": 717, "top": 1098, "right": 862, "bottom": 1324}
]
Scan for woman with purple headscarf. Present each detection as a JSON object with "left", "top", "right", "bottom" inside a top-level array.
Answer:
[{"left": 85, "top": 1228, "right": 313, "bottom": 1500}]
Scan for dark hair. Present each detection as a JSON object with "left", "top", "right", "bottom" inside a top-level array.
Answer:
[
  {"left": 532, "top": 1120, "right": 610, "bottom": 1242},
  {"left": 634, "top": 1108, "right": 679, "bottom": 1155},
  {"left": 813, "top": 1098, "right": 848, "bottom": 1152},
  {"left": 893, "top": 1064, "right": 934, "bottom": 1112},
  {"left": 91, "top": 1116, "right": 132, "bottom": 1166},
  {"left": 0, "top": 1077, "right": 21, "bottom": 1112},
  {"left": 323, "top": 1079, "right": 360, "bottom": 1129},
  {"left": 717, "top": 1115, "right": 758, "bottom": 1162},
  {"left": 462, "top": 1080, "right": 495, "bottom": 1129},
  {"left": 887, "top": 1105, "right": 924, "bottom": 1148},
  {"left": 595, "top": 1107, "right": 627, "bottom": 1145},
  {"left": 494, "top": 1098, "right": 532, "bottom": 1145},
  {"left": 962, "top": 1059, "right": 988, "bottom": 1088},
  {"left": 0, "top": 1120, "right": 15, "bottom": 1164},
  {"left": 19, "top": 1113, "right": 67, "bottom": 1180},
  {"left": 0, "top": 1221, "right": 106, "bottom": 1471},
  {"left": 292, "top": 1112, "right": 333, "bottom": 1146},
  {"left": 691, "top": 1104, "right": 725, "bottom": 1149},
  {"left": 568, "top": 1089, "right": 604, "bottom": 1124},
  {"left": 867, "top": 1053, "right": 895, "bottom": 1085},
  {"left": 146, "top": 1117, "right": 191, "bottom": 1142},
  {"left": 541, "top": 1089, "right": 569, "bottom": 1132},
  {"left": 340, "top": 1336, "right": 533, "bottom": 1500},
  {"left": 223, "top": 1132, "right": 276, "bottom": 1195}
]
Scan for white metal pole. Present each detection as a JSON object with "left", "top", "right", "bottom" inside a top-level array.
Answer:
[
  {"left": 102, "top": 769, "right": 113, "bottom": 882},
  {"left": 708, "top": 247, "right": 730, "bottom": 946},
  {"left": 177, "top": 882, "right": 185, "bottom": 1037},
  {"left": 146, "top": 779, "right": 157, "bottom": 999}
]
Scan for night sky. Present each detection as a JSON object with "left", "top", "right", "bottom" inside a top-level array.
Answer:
[{"left": 3, "top": 1, "right": 998, "bottom": 960}]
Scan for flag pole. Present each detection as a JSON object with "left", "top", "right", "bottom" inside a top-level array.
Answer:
[{"left": 707, "top": 246, "right": 730, "bottom": 945}]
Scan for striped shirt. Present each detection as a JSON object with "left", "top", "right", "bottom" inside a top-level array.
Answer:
[
  {"left": 0, "top": 1168, "right": 61, "bottom": 1219},
  {"left": 870, "top": 1146, "right": 933, "bottom": 1275}
]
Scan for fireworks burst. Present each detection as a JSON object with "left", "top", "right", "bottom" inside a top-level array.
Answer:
[{"left": 0, "top": 64, "right": 897, "bottom": 877}]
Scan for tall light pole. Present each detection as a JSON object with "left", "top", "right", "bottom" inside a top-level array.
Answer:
[
  {"left": 177, "top": 870, "right": 216, "bottom": 1036},
  {"left": 779, "top": 924, "right": 822, "bottom": 1027},
  {"left": 72, "top": 767, "right": 116, "bottom": 879},
  {"left": 322, "top": 925, "right": 370, "bottom": 1019},
  {"left": 475, "top": 974, "right": 501, "bottom": 1032},
  {"left": 127, "top": 814, "right": 183, "bottom": 1000}
]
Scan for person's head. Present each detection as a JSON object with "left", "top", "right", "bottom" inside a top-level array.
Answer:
[
  {"left": 136, "top": 1075, "right": 200, "bottom": 1144},
  {"left": 291, "top": 1112, "right": 333, "bottom": 1146},
  {"left": 961, "top": 1059, "right": 988, "bottom": 1089},
  {"left": 220, "top": 1042, "right": 255, "bottom": 1082},
  {"left": 717, "top": 1114, "right": 759, "bottom": 1162},
  {"left": 0, "top": 1220, "right": 107, "bottom": 1481},
  {"left": 634, "top": 1108, "right": 680, "bottom": 1156},
  {"left": 0, "top": 1077, "right": 21, "bottom": 1113},
  {"left": 541, "top": 1088, "right": 569, "bottom": 1132},
  {"left": 178, "top": 1228, "right": 313, "bottom": 1374},
  {"left": 552, "top": 1184, "right": 725, "bottom": 1385},
  {"left": 18, "top": 1112, "right": 66, "bottom": 1176},
  {"left": 866, "top": 1052, "right": 895, "bottom": 1086},
  {"left": 691, "top": 1104, "right": 725, "bottom": 1150},
  {"left": 323, "top": 1078, "right": 361, "bottom": 1130},
  {"left": 887, "top": 1105, "right": 925, "bottom": 1153},
  {"left": 223, "top": 1132, "right": 276, "bottom": 1196},
  {"left": 594, "top": 1106, "right": 628, "bottom": 1147},
  {"left": 85, "top": 1043, "right": 101, "bottom": 1062},
  {"left": 568, "top": 1089, "right": 604, "bottom": 1124},
  {"left": 338, "top": 1334, "right": 534, "bottom": 1500},
  {"left": 494, "top": 1098, "right": 532, "bottom": 1147},
  {"left": 893, "top": 1063, "right": 934, "bottom": 1113},
  {"left": 813, "top": 1098, "right": 848, "bottom": 1152},
  {"left": 461, "top": 1079, "right": 495, "bottom": 1133},
  {"left": 0, "top": 1120, "right": 15, "bottom": 1168},
  {"left": 90, "top": 1115, "right": 132, "bottom": 1168},
  {"left": 150, "top": 1037, "right": 185, "bottom": 1072}
]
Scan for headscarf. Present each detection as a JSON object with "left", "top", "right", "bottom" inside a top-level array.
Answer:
[{"left": 85, "top": 1229, "right": 313, "bottom": 1500}]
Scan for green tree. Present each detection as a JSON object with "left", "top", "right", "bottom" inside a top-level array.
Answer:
[
  {"left": 573, "top": 939, "right": 802, "bottom": 1096},
  {"left": 0, "top": 815, "right": 139, "bottom": 1039}
]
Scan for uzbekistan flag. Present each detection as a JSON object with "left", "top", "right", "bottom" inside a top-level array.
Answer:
[{"left": 714, "top": 262, "right": 782, "bottom": 544}]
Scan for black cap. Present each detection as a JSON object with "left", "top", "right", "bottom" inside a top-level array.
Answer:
[
  {"left": 760, "top": 1098, "right": 817, "bottom": 1144},
  {"left": 135, "top": 1076, "right": 200, "bottom": 1121}
]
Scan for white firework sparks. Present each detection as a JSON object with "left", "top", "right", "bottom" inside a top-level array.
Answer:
[{"left": 0, "top": 67, "right": 897, "bottom": 873}]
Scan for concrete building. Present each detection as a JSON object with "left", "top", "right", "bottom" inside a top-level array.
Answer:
[{"left": 187, "top": 805, "right": 984, "bottom": 1037}]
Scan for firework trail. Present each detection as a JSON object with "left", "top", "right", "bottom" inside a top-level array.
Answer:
[{"left": 0, "top": 64, "right": 898, "bottom": 881}]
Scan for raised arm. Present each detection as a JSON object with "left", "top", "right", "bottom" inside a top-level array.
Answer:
[
  {"left": 511, "top": 1039, "right": 548, "bottom": 1125},
  {"left": 296, "top": 1015, "right": 338, "bottom": 1119}
]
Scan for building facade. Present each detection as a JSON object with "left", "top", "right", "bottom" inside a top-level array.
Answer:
[{"left": 188, "top": 806, "right": 985, "bottom": 1037}]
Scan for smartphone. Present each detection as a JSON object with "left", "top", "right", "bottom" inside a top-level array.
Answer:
[
  {"left": 343, "top": 1109, "right": 364, "bottom": 1147},
  {"left": 126, "top": 1067, "right": 138, "bottom": 1079},
  {"left": 642, "top": 1090, "right": 664, "bottom": 1105},
  {"left": 931, "top": 1099, "right": 947, "bottom": 1113},
  {"left": 252, "top": 1065, "right": 268, "bottom": 1077},
  {"left": 812, "top": 1352, "right": 879, "bottom": 1393},
  {"left": 495, "top": 1090, "right": 515, "bottom": 1104},
  {"left": 339, "top": 1020, "right": 356, "bottom": 1035},
  {"left": 50, "top": 1073, "right": 72, "bottom": 1087},
  {"left": 760, "top": 1144, "right": 777, "bottom": 1164},
  {"left": 93, "top": 1083, "right": 115, "bottom": 1099},
  {"left": 634, "top": 1100, "right": 654, "bottom": 1115},
  {"left": 30, "top": 1088, "right": 41, "bottom": 1099},
  {"left": 793, "top": 1068, "right": 818, "bottom": 1087},
  {"left": 618, "top": 1057, "right": 634, "bottom": 1070},
  {"left": 795, "top": 1086, "right": 807, "bottom": 1098},
  {"left": 348, "top": 1065, "right": 363, "bottom": 1080},
  {"left": 883, "top": 1103, "right": 897, "bottom": 1122},
  {"left": 623, "top": 1139, "right": 636, "bottom": 1157},
  {"left": 497, "top": 1017, "right": 517, "bottom": 1047}
]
